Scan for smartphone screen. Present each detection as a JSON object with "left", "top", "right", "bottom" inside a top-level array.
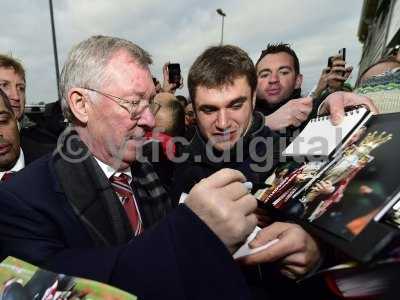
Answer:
[{"left": 168, "top": 63, "right": 181, "bottom": 85}]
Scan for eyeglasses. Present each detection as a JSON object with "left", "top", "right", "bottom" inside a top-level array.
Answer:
[{"left": 83, "top": 87, "right": 161, "bottom": 119}]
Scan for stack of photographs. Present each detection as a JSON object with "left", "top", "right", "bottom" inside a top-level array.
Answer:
[{"left": 255, "top": 112, "right": 400, "bottom": 262}]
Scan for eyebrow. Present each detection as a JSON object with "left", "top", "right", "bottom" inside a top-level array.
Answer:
[
  {"left": 228, "top": 96, "right": 247, "bottom": 105},
  {"left": 257, "top": 65, "right": 293, "bottom": 75},
  {"left": 0, "top": 79, "right": 25, "bottom": 84},
  {"left": 198, "top": 96, "right": 247, "bottom": 110}
]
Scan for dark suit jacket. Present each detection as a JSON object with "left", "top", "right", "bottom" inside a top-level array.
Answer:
[{"left": 0, "top": 150, "right": 251, "bottom": 299}]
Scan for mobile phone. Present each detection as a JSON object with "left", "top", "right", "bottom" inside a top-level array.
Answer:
[
  {"left": 338, "top": 48, "right": 346, "bottom": 61},
  {"left": 168, "top": 63, "right": 181, "bottom": 85},
  {"left": 338, "top": 48, "right": 346, "bottom": 77}
]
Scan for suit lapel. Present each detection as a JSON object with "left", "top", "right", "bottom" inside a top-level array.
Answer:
[{"left": 52, "top": 131, "right": 132, "bottom": 246}]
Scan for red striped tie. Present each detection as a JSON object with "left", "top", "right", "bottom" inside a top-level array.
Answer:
[{"left": 110, "top": 173, "right": 142, "bottom": 235}]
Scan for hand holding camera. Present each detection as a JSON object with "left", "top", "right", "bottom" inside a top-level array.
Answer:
[{"left": 326, "top": 48, "right": 353, "bottom": 91}]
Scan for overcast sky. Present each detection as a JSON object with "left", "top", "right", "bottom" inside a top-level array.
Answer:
[{"left": 0, "top": 0, "right": 364, "bottom": 104}]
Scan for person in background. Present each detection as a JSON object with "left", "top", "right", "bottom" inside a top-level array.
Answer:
[
  {"left": 143, "top": 92, "right": 185, "bottom": 191},
  {"left": 183, "top": 101, "right": 196, "bottom": 140},
  {"left": 175, "top": 95, "right": 189, "bottom": 108},
  {"left": 0, "top": 89, "right": 24, "bottom": 181},
  {"left": 152, "top": 92, "right": 185, "bottom": 138},
  {"left": 255, "top": 43, "right": 313, "bottom": 131},
  {"left": 354, "top": 56, "right": 400, "bottom": 114},
  {"left": 0, "top": 54, "right": 66, "bottom": 164},
  {"left": 0, "top": 54, "right": 26, "bottom": 122}
]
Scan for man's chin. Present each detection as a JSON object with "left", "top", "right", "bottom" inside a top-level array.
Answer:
[
  {"left": 0, "top": 155, "right": 18, "bottom": 171},
  {"left": 109, "top": 155, "right": 135, "bottom": 170},
  {"left": 11, "top": 107, "right": 22, "bottom": 119},
  {"left": 211, "top": 140, "right": 235, "bottom": 152},
  {"left": 266, "top": 96, "right": 284, "bottom": 105},
  {"left": 108, "top": 147, "right": 138, "bottom": 170}
]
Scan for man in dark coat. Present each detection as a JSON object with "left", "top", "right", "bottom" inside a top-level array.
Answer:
[{"left": 0, "top": 35, "right": 258, "bottom": 300}]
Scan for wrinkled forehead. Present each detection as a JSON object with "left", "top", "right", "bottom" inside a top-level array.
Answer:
[
  {"left": 103, "top": 50, "right": 155, "bottom": 96},
  {"left": 0, "top": 66, "right": 25, "bottom": 82}
]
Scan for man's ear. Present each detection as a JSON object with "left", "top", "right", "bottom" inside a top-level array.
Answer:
[
  {"left": 295, "top": 74, "right": 303, "bottom": 89},
  {"left": 68, "top": 88, "right": 90, "bottom": 124}
]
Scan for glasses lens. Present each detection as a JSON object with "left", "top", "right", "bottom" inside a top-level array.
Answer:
[{"left": 131, "top": 100, "right": 152, "bottom": 118}]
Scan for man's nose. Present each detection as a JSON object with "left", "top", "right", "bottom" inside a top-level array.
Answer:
[
  {"left": 216, "top": 110, "right": 229, "bottom": 130},
  {"left": 268, "top": 72, "right": 279, "bottom": 83}
]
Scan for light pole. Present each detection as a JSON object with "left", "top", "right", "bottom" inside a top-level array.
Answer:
[
  {"left": 49, "top": 0, "right": 61, "bottom": 100},
  {"left": 216, "top": 9, "right": 226, "bottom": 45}
]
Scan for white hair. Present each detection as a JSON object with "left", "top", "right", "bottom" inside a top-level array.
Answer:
[{"left": 59, "top": 35, "right": 152, "bottom": 122}]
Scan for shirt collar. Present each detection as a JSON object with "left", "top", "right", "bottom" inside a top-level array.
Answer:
[
  {"left": 94, "top": 157, "right": 132, "bottom": 183},
  {"left": 0, "top": 148, "right": 25, "bottom": 179}
]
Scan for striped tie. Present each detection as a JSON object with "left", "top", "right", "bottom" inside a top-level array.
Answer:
[{"left": 110, "top": 173, "right": 142, "bottom": 235}]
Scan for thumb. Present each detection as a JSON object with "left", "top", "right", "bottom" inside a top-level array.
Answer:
[
  {"left": 249, "top": 222, "right": 288, "bottom": 248},
  {"left": 300, "top": 96, "right": 313, "bottom": 108}
]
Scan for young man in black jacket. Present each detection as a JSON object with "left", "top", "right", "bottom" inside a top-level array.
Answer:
[
  {"left": 173, "top": 46, "right": 321, "bottom": 299},
  {"left": 172, "top": 44, "right": 377, "bottom": 298}
]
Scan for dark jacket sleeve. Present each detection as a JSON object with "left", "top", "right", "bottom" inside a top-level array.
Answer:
[
  {"left": 0, "top": 186, "right": 251, "bottom": 300},
  {"left": 171, "top": 161, "right": 213, "bottom": 203}
]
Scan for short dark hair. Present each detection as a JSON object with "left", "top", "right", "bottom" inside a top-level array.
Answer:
[
  {"left": 0, "top": 54, "right": 26, "bottom": 82},
  {"left": 0, "top": 88, "right": 15, "bottom": 116},
  {"left": 256, "top": 43, "right": 300, "bottom": 75},
  {"left": 175, "top": 95, "right": 188, "bottom": 107},
  {"left": 188, "top": 45, "right": 257, "bottom": 105}
]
